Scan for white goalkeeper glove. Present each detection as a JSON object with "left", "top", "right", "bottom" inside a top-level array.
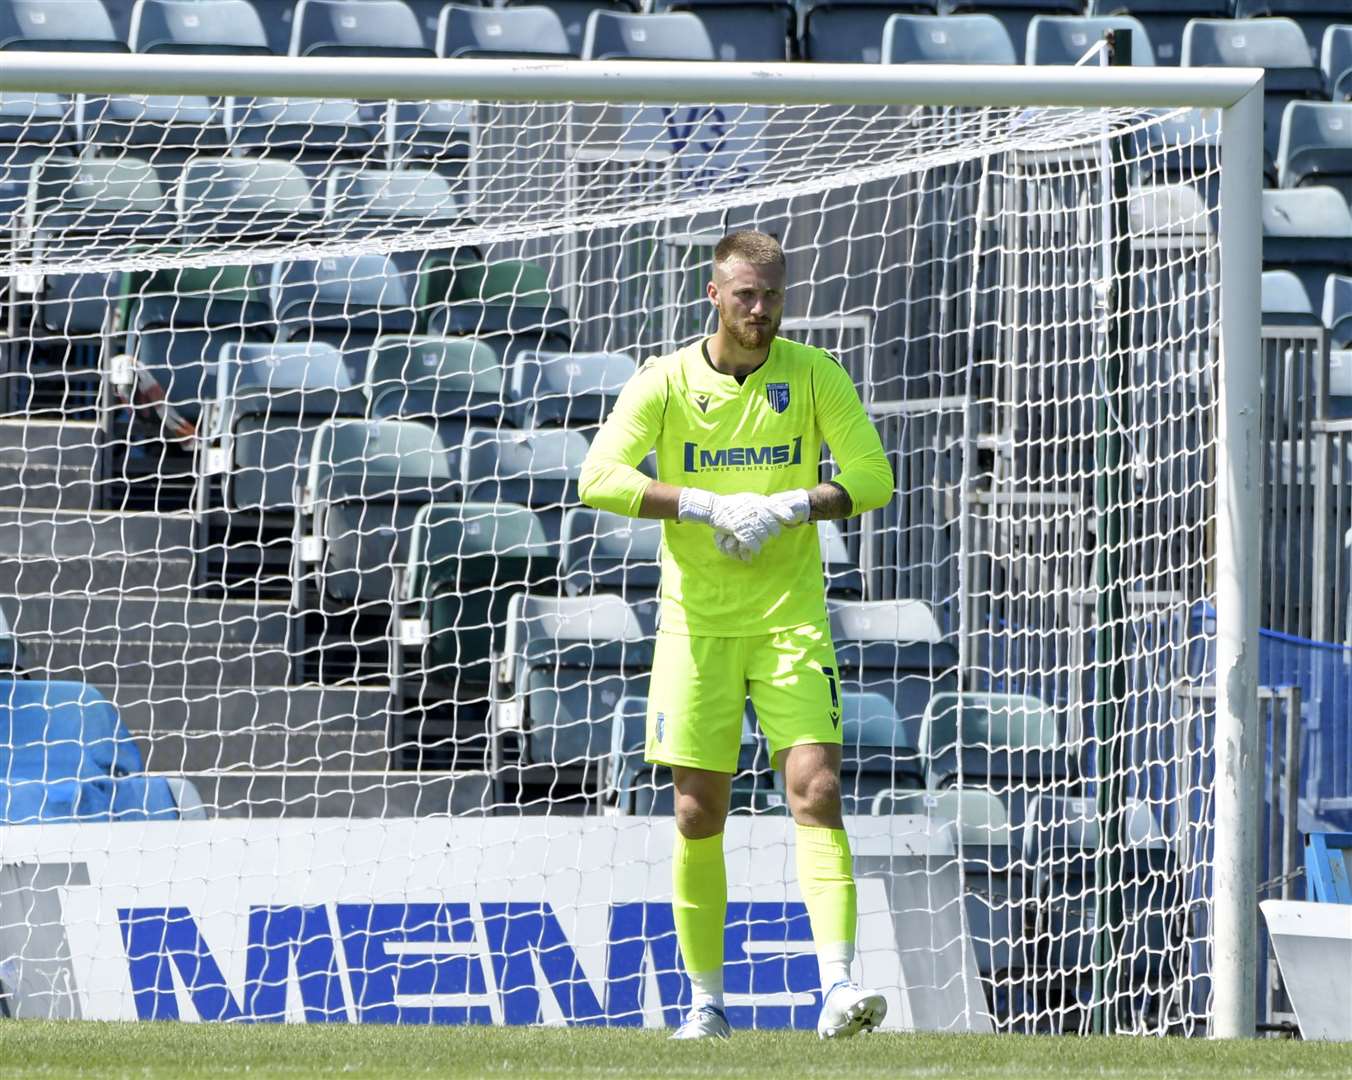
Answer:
[
  {"left": 766, "top": 488, "right": 811, "bottom": 527},
  {"left": 713, "top": 528, "right": 753, "bottom": 563},
  {"left": 678, "top": 488, "right": 782, "bottom": 559}
]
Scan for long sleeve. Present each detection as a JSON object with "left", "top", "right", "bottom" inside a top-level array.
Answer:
[
  {"left": 814, "top": 357, "right": 893, "bottom": 516},
  {"left": 578, "top": 361, "right": 667, "bottom": 517}
]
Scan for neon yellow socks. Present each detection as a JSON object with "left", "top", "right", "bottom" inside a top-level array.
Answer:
[
  {"left": 795, "top": 824, "right": 858, "bottom": 989},
  {"left": 672, "top": 829, "right": 727, "bottom": 1008}
]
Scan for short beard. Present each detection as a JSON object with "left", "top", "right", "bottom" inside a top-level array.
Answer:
[{"left": 723, "top": 312, "right": 779, "bottom": 351}]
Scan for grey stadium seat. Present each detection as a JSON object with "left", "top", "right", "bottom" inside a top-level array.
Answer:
[
  {"left": 176, "top": 157, "right": 320, "bottom": 243},
  {"left": 289, "top": 0, "right": 432, "bottom": 56},
  {"left": 1024, "top": 15, "right": 1154, "bottom": 66},
  {"left": 581, "top": 10, "right": 714, "bottom": 61},
  {"left": 1324, "top": 274, "right": 1352, "bottom": 349},
  {"left": 648, "top": 0, "right": 794, "bottom": 62},
  {"left": 504, "top": 0, "right": 638, "bottom": 57},
  {"left": 1233, "top": 0, "right": 1349, "bottom": 67},
  {"left": 509, "top": 349, "right": 636, "bottom": 430},
  {"left": 1325, "top": 24, "right": 1352, "bottom": 102},
  {"left": 1262, "top": 187, "right": 1352, "bottom": 308},
  {"left": 1086, "top": 0, "right": 1227, "bottom": 67},
  {"left": 882, "top": 14, "right": 1016, "bottom": 65},
  {"left": 1277, "top": 102, "right": 1352, "bottom": 203},
  {"left": 0, "top": 0, "right": 128, "bottom": 51},
  {"left": 1262, "top": 269, "right": 1322, "bottom": 329},
  {"left": 802, "top": 0, "right": 939, "bottom": 65},
  {"left": 438, "top": 3, "right": 573, "bottom": 57},
  {"left": 459, "top": 426, "right": 589, "bottom": 548},
  {"left": 129, "top": 0, "right": 272, "bottom": 54},
  {"left": 941, "top": 0, "right": 1082, "bottom": 66}
]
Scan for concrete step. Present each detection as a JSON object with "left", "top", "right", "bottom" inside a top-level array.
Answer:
[
  {"left": 0, "top": 595, "right": 289, "bottom": 647},
  {"left": 0, "top": 509, "right": 194, "bottom": 594},
  {"left": 18, "top": 637, "right": 291, "bottom": 688},
  {"left": 0, "top": 464, "right": 97, "bottom": 511},
  {"left": 181, "top": 770, "right": 493, "bottom": 818},
  {"left": 139, "top": 728, "right": 391, "bottom": 773},
  {"left": 0, "top": 420, "right": 100, "bottom": 470}
]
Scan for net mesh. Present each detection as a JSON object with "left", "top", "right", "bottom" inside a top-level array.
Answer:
[{"left": 0, "top": 84, "right": 1232, "bottom": 1035}]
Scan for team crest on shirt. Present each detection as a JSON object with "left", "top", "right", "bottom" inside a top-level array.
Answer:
[
  {"left": 766, "top": 382, "right": 790, "bottom": 413},
  {"left": 656, "top": 713, "right": 665, "bottom": 742}
]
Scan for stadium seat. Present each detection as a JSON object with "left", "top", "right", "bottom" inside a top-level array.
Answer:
[
  {"left": 940, "top": 0, "right": 1082, "bottom": 66},
  {"left": 1182, "top": 18, "right": 1324, "bottom": 180},
  {"left": 1133, "top": 108, "right": 1220, "bottom": 188},
  {"left": 828, "top": 598, "right": 959, "bottom": 749},
  {"left": 401, "top": 501, "right": 552, "bottom": 690},
  {"left": 324, "top": 166, "right": 465, "bottom": 241},
  {"left": 919, "top": 691, "right": 1076, "bottom": 835},
  {"left": 420, "top": 259, "right": 573, "bottom": 364},
  {"left": 1325, "top": 25, "right": 1352, "bottom": 102},
  {"left": 817, "top": 520, "right": 864, "bottom": 599},
  {"left": 881, "top": 13, "right": 1016, "bottom": 65},
  {"left": 496, "top": 593, "right": 652, "bottom": 793},
  {"left": 212, "top": 341, "right": 364, "bottom": 512},
  {"left": 120, "top": 264, "right": 272, "bottom": 441},
  {"left": 504, "top": 0, "right": 639, "bottom": 57},
  {"left": 1262, "top": 187, "right": 1352, "bottom": 309},
  {"left": 300, "top": 417, "right": 455, "bottom": 606},
  {"left": 223, "top": 95, "right": 377, "bottom": 171},
  {"left": 648, "top": 0, "right": 795, "bottom": 62},
  {"left": 508, "top": 349, "right": 635, "bottom": 430},
  {"left": 1024, "top": 15, "right": 1154, "bottom": 66},
  {"left": 1262, "top": 269, "right": 1322, "bottom": 328},
  {"left": 175, "top": 157, "right": 320, "bottom": 243},
  {"left": 0, "top": 92, "right": 69, "bottom": 233},
  {"left": 1086, "top": 0, "right": 1227, "bottom": 66},
  {"left": 0, "top": 605, "right": 21, "bottom": 672},
  {"left": 77, "top": 94, "right": 226, "bottom": 173},
  {"left": 271, "top": 254, "right": 418, "bottom": 380},
  {"left": 365, "top": 335, "right": 505, "bottom": 470},
  {"left": 1324, "top": 274, "right": 1352, "bottom": 348},
  {"left": 129, "top": 0, "right": 272, "bottom": 54},
  {"left": 289, "top": 0, "right": 432, "bottom": 56},
  {"left": 581, "top": 10, "right": 714, "bottom": 60},
  {"left": 0, "top": 0, "right": 128, "bottom": 51},
  {"left": 835, "top": 690, "right": 925, "bottom": 813},
  {"left": 437, "top": 3, "right": 573, "bottom": 57},
  {"left": 1232, "top": 0, "right": 1349, "bottom": 67},
  {"left": 458, "top": 426, "right": 589, "bottom": 547},
  {"left": 1277, "top": 102, "right": 1352, "bottom": 203},
  {"left": 0, "top": 679, "right": 191, "bottom": 824},
  {"left": 800, "top": 0, "right": 939, "bottom": 64},
  {"left": 559, "top": 506, "right": 662, "bottom": 600}
]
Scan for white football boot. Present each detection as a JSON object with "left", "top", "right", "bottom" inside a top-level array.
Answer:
[
  {"left": 669, "top": 1004, "right": 732, "bottom": 1040},
  {"left": 816, "top": 980, "right": 887, "bottom": 1039}
]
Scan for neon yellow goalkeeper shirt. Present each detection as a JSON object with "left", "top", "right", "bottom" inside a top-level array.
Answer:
[{"left": 578, "top": 336, "right": 893, "bottom": 637}]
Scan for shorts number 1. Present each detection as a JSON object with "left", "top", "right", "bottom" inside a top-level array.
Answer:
[{"left": 822, "top": 665, "right": 840, "bottom": 710}]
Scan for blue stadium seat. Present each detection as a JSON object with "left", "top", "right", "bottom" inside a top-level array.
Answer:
[
  {"left": 365, "top": 335, "right": 504, "bottom": 470},
  {"left": 1182, "top": 18, "right": 1324, "bottom": 180},
  {"left": 176, "top": 157, "right": 320, "bottom": 242},
  {"left": 122, "top": 264, "right": 272, "bottom": 439},
  {"left": 458, "top": 426, "right": 589, "bottom": 548},
  {"left": 289, "top": 0, "right": 433, "bottom": 57},
  {"left": 920, "top": 691, "right": 1076, "bottom": 836},
  {"left": 271, "top": 254, "right": 418, "bottom": 380},
  {"left": 1325, "top": 25, "right": 1352, "bottom": 102},
  {"left": 509, "top": 349, "right": 635, "bottom": 430},
  {"left": 224, "top": 95, "right": 377, "bottom": 170},
  {"left": 837, "top": 690, "right": 924, "bottom": 812},
  {"left": 402, "top": 501, "right": 552, "bottom": 690},
  {"left": 1262, "top": 187, "right": 1352, "bottom": 309},
  {"left": 649, "top": 0, "right": 795, "bottom": 62},
  {"left": 801, "top": 0, "right": 938, "bottom": 64},
  {"left": 940, "top": 0, "right": 1081, "bottom": 65},
  {"left": 581, "top": 10, "right": 714, "bottom": 60},
  {"left": 0, "top": 0, "right": 127, "bottom": 51},
  {"left": 1324, "top": 274, "right": 1352, "bottom": 349},
  {"left": 437, "top": 3, "right": 573, "bottom": 57},
  {"left": 1086, "top": 0, "right": 1226, "bottom": 66},
  {"left": 1232, "top": 0, "right": 1349, "bottom": 67},
  {"left": 1278, "top": 102, "right": 1352, "bottom": 203},
  {"left": 1025, "top": 15, "right": 1154, "bottom": 66},
  {"left": 828, "top": 599, "right": 958, "bottom": 752},
  {"left": 881, "top": 13, "right": 1015, "bottom": 64},
  {"left": 302, "top": 417, "right": 455, "bottom": 606},
  {"left": 504, "top": 0, "right": 639, "bottom": 57},
  {"left": 559, "top": 506, "right": 662, "bottom": 601},
  {"left": 129, "top": 0, "right": 271, "bottom": 54},
  {"left": 0, "top": 679, "right": 187, "bottom": 824},
  {"left": 1262, "top": 269, "right": 1322, "bottom": 328},
  {"left": 421, "top": 259, "right": 573, "bottom": 364},
  {"left": 213, "top": 341, "right": 364, "bottom": 512},
  {"left": 497, "top": 593, "right": 652, "bottom": 794}
]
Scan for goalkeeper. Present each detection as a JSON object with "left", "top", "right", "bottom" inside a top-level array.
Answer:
[{"left": 578, "top": 231, "right": 894, "bottom": 1040}]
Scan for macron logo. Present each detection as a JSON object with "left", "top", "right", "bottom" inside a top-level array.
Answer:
[{"left": 683, "top": 436, "right": 802, "bottom": 473}]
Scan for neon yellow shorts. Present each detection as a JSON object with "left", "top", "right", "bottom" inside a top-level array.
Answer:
[{"left": 645, "top": 622, "right": 843, "bottom": 775}]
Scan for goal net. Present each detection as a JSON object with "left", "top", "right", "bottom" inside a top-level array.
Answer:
[{"left": 0, "top": 61, "right": 1257, "bottom": 1037}]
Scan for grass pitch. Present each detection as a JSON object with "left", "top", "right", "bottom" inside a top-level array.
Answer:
[{"left": 2, "top": 1023, "right": 1350, "bottom": 1079}]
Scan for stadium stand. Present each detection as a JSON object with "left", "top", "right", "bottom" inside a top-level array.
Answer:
[
  {"left": 1323, "top": 274, "right": 1352, "bottom": 348},
  {"left": 128, "top": 0, "right": 272, "bottom": 54},
  {"left": 289, "top": 0, "right": 433, "bottom": 57},
  {"left": 581, "top": 9, "right": 715, "bottom": 59},
  {"left": 505, "top": 0, "right": 639, "bottom": 56},
  {"left": 77, "top": 93, "right": 226, "bottom": 174},
  {"left": 224, "top": 95, "right": 377, "bottom": 173},
  {"left": 1087, "top": 0, "right": 1227, "bottom": 66},
  {"left": 1325, "top": 24, "right": 1352, "bottom": 102},
  {"left": 943, "top": 0, "right": 1082, "bottom": 65},
  {"left": 508, "top": 349, "right": 635, "bottom": 431},
  {"left": 837, "top": 690, "right": 925, "bottom": 811},
  {"left": 1024, "top": 14, "right": 1155, "bottom": 66},
  {"left": 800, "top": 0, "right": 940, "bottom": 64},
  {"left": 1182, "top": 17, "right": 1326, "bottom": 181},
  {"left": 175, "top": 156, "right": 320, "bottom": 243},
  {"left": 1232, "top": 0, "right": 1350, "bottom": 66},
  {"left": 324, "top": 166, "right": 465, "bottom": 243},
  {"left": 0, "top": 0, "right": 127, "bottom": 52},
  {"left": 648, "top": 0, "right": 796, "bottom": 61},
  {"left": 1262, "top": 268, "right": 1324, "bottom": 327},
  {"left": 1262, "top": 186, "right": 1352, "bottom": 308},
  {"left": 881, "top": 12, "right": 1016, "bottom": 64},
  {"left": 458, "top": 426, "right": 589, "bottom": 548},
  {"left": 0, "top": 604, "right": 20, "bottom": 671},
  {"left": 421, "top": 259, "right": 573, "bottom": 363},
  {"left": 437, "top": 3, "right": 574, "bottom": 57},
  {"left": 1277, "top": 101, "right": 1352, "bottom": 202}
]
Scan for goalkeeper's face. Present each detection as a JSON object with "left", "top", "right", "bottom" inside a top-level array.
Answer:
[{"left": 709, "top": 257, "right": 785, "bottom": 351}]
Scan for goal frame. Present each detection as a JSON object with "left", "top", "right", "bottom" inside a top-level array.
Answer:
[{"left": 0, "top": 52, "right": 1266, "bottom": 1038}]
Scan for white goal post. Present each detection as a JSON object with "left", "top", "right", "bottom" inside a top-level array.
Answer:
[{"left": 0, "top": 52, "right": 1263, "bottom": 1037}]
